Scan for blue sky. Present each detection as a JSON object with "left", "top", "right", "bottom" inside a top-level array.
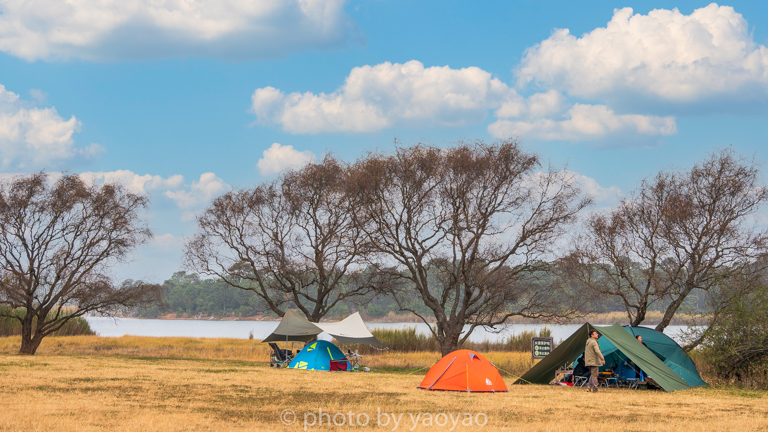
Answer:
[{"left": 1, "top": 0, "right": 766, "bottom": 281}]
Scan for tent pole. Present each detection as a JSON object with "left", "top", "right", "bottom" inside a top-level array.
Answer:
[
  {"left": 287, "top": 334, "right": 291, "bottom": 365},
  {"left": 429, "top": 357, "right": 456, "bottom": 389},
  {"left": 466, "top": 362, "right": 469, "bottom": 393}
]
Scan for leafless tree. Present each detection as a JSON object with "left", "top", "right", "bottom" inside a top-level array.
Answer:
[
  {"left": 184, "top": 156, "right": 374, "bottom": 322},
  {"left": 566, "top": 149, "right": 768, "bottom": 349},
  {"left": 349, "top": 140, "right": 591, "bottom": 355},
  {"left": 0, "top": 173, "right": 161, "bottom": 355}
]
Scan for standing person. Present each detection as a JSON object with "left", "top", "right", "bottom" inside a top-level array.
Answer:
[{"left": 585, "top": 329, "right": 605, "bottom": 392}]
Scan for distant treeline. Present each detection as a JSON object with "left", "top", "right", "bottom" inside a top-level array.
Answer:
[
  {"left": 132, "top": 271, "right": 703, "bottom": 322},
  {"left": 133, "top": 271, "right": 436, "bottom": 320}
]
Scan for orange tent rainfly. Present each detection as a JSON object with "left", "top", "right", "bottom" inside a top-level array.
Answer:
[{"left": 418, "top": 350, "right": 508, "bottom": 392}]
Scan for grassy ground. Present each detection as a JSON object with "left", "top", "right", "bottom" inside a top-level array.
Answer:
[{"left": 0, "top": 336, "right": 766, "bottom": 431}]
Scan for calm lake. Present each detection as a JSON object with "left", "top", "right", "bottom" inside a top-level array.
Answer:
[{"left": 84, "top": 317, "right": 690, "bottom": 344}]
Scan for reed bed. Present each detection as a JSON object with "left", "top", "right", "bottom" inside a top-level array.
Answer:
[
  {"left": 345, "top": 327, "right": 552, "bottom": 355},
  {"left": 567, "top": 310, "right": 695, "bottom": 325},
  {"left": 460, "top": 310, "right": 697, "bottom": 325},
  {"left": 0, "top": 307, "right": 95, "bottom": 337}
]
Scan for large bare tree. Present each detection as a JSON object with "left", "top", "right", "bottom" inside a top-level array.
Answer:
[
  {"left": 349, "top": 140, "right": 591, "bottom": 355},
  {"left": 185, "top": 156, "right": 373, "bottom": 322},
  {"left": 0, "top": 173, "right": 161, "bottom": 355},
  {"left": 566, "top": 149, "right": 767, "bottom": 349}
]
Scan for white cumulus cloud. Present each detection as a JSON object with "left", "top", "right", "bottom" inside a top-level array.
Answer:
[
  {"left": 0, "top": 84, "right": 101, "bottom": 170},
  {"left": 164, "top": 172, "right": 230, "bottom": 209},
  {"left": 251, "top": 61, "right": 677, "bottom": 144},
  {"left": 0, "top": 0, "right": 357, "bottom": 61},
  {"left": 489, "top": 103, "right": 677, "bottom": 142},
  {"left": 80, "top": 169, "right": 231, "bottom": 224},
  {"left": 79, "top": 170, "right": 184, "bottom": 194},
  {"left": 80, "top": 169, "right": 229, "bottom": 216},
  {"left": 527, "top": 170, "right": 621, "bottom": 207},
  {"left": 568, "top": 171, "right": 621, "bottom": 205},
  {"left": 257, "top": 143, "right": 316, "bottom": 176},
  {"left": 516, "top": 4, "right": 768, "bottom": 106},
  {"left": 251, "top": 60, "right": 516, "bottom": 133}
]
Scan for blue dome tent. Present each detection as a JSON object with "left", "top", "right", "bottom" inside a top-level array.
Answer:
[{"left": 288, "top": 340, "right": 349, "bottom": 371}]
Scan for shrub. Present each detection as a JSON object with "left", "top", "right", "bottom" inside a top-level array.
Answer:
[{"left": 697, "top": 284, "right": 768, "bottom": 389}]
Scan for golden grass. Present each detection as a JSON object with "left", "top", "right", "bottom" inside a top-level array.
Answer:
[
  {"left": 0, "top": 336, "right": 766, "bottom": 431},
  {"left": 0, "top": 335, "right": 535, "bottom": 377},
  {"left": 0, "top": 334, "right": 273, "bottom": 361}
]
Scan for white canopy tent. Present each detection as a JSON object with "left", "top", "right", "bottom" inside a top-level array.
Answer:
[
  {"left": 262, "top": 310, "right": 383, "bottom": 346},
  {"left": 314, "top": 312, "right": 383, "bottom": 346}
]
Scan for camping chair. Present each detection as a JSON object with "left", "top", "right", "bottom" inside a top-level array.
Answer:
[
  {"left": 600, "top": 376, "right": 619, "bottom": 388},
  {"left": 573, "top": 375, "right": 588, "bottom": 387},
  {"left": 621, "top": 378, "right": 640, "bottom": 390},
  {"left": 570, "top": 360, "right": 589, "bottom": 387},
  {"left": 268, "top": 342, "right": 294, "bottom": 368}
]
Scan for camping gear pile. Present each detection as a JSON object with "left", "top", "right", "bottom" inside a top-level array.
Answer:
[{"left": 267, "top": 342, "right": 294, "bottom": 368}]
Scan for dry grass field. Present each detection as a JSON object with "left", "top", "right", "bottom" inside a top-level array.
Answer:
[{"left": 0, "top": 336, "right": 766, "bottom": 432}]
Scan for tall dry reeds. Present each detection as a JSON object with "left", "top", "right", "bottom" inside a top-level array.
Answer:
[
  {"left": 0, "top": 307, "right": 95, "bottom": 337},
  {"left": 344, "top": 327, "right": 553, "bottom": 355},
  {"left": 364, "top": 327, "right": 440, "bottom": 352}
]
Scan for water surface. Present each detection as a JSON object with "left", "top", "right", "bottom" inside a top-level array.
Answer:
[{"left": 85, "top": 317, "right": 689, "bottom": 344}]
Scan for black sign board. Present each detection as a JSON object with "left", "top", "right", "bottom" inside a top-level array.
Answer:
[{"left": 531, "top": 337, "right": 554, "bottom": 360}]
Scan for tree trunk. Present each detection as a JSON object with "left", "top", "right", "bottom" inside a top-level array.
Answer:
[
  {"left": 438, "top": 323, "right": 462, "bottom": 357},
  {"left": 440, "top": 339, "right": 461, "bottom": 357},
  {"left": 655, "top": 286, "right": 695, "bottom": 332},
  {"left": 19, "top": 335, "right": 44, "bottom": 355},
  {"left": 19, "top": 314, "right": 43, "bottom": 355},
  {"left": 630, "top": 306, "right": 647, "bottom": 327}
]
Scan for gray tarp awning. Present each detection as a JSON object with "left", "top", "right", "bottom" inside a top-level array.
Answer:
[
  {"left": 262, "top": 310, "right": 383, "bottom": 346},
  {"left": 262, "top": 309, "right": 322, "bottom": 343}
]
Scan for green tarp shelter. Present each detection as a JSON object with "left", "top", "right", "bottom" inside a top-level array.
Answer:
[{"left": 515, "top": 323, "right": 707, "bottom": 392}]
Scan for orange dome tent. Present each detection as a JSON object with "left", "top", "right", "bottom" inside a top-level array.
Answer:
[{"left": 418, "top": 350, "right": 507, "bottom": 392}]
